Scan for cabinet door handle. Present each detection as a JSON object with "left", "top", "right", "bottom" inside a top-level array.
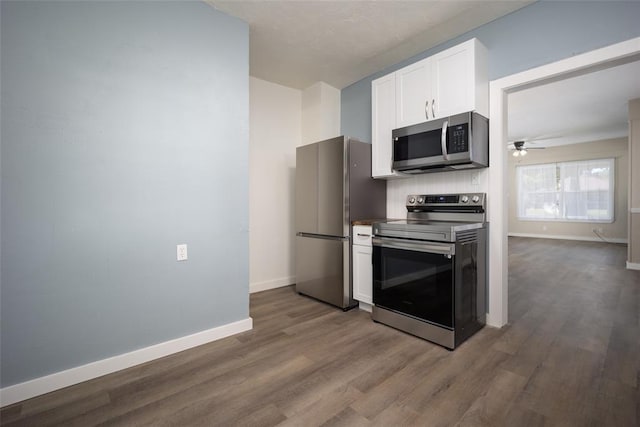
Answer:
[
  {"left": 432, "top": 98, "right": 436, "bottom": 118},
  {"left": 425, "top": 100, "right": 429, "bottom": 119},
  {"left": 357, "top": 233, "right": 371, "bottom": 237}
]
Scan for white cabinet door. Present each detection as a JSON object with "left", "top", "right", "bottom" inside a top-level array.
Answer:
[
  {"left": 353, "top": 244, "right": 373, "bottom": 304},
  {"left": 431, "top": 39, "right": 488, "bottom": 119},
  {"left": 395, "top": 58, "right": 431, "bottom": 128},
  {"left": 372, "top": 73, "right": 400, "bottom": 178}
]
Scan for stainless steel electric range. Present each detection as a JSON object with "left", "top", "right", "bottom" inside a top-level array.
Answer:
[{"left": 372, "top": 193, "right": 487, "bottom": 350}]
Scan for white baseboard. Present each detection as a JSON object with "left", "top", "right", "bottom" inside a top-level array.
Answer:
[
  {"left": 626, "top": 261, "right": 640, "bottom": 270},
  {"left": 485, "top": 312, "right": 505, "bottom": 328},
  {"left": 250, "top": 276, "right": 294, "bottom": 293},
  {"left": 508, "top": 232, "right": 627, "bottom": 244},
  {"left": 358, "top": 301, "right": 373, "bottom": 313},
  {"left": 0, "top": 317, "right": 253, "bottom": 407}
]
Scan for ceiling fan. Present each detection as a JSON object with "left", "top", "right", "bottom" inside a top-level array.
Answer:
[{"left": 508, "top": 140, "right": 545, "bottom": 157}]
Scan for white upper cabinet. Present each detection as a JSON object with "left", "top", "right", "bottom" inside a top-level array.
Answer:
[
  {"left": 431, "top": 39, "right": 488, "bottom": 119},
  {"left": 395, "top": 39, "right": 488, "bottom": 126},
  {"left": 371, "top": 38, "right": 488, "bottom": 179},
  {"left": 372, "top": 73, "right": 402, "bottom": 178},
  {"left": 395, "top": 58, "right": 431, "bottom": 128}
]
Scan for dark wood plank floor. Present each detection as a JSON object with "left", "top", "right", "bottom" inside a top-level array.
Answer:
[{"left": 2, "top": 237, "right": 639, "bottom": 426}]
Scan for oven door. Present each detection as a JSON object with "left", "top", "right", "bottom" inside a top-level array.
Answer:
[{"left": 372, "top": 236, "right": 455, "bottom": 329}]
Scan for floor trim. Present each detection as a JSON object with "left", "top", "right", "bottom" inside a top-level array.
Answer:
[
  {"left": 250, "top": 276, "right": 294, "bottom": 293},
  {"left": 627, "top": 261, "right": 640, "bottom": 270},
  {"left": 358, "top": 301, "right": 373, "bottom": 313},
  {"left": 508, "top": 232, "right": 627, "bottom": 244},
  {"left": 0, "top": 317, "right": 253, "bottom": 407}
]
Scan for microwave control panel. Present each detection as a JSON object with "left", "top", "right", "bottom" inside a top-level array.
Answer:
[{"left": 448, "top": 124, "right": 468, "bottom": 154}]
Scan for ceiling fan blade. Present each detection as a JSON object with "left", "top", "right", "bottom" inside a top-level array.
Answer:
[{"left": 507, "top": 140, "right": 546, "bottom": 150}]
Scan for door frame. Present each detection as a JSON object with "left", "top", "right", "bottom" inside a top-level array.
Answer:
[{"left": 486, "top": 37, "right": 640, "bottom": 327}]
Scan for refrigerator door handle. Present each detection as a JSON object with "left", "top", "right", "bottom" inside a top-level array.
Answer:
[{"left": 296, "top": 232, "right": 349, "bottom": 241}]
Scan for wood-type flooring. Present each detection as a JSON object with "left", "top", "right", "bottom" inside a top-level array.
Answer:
[{"left": 1, "top": 237, "right": 639, "bottom": 426}]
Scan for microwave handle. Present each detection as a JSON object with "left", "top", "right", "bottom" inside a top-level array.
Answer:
[
  {"left": 441, "top": 120, "right": 449, "bottom": 160},
  {"left": 392, "top": 137, "right": 397, "bottom": 172}
]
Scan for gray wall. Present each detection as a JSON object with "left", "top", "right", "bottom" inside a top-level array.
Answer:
[
  {"left": 341, "top": 1, "right": 640, "bottom": 141},
  {"left": 1, "top": 1, "right": 249, "bottom": 387}
]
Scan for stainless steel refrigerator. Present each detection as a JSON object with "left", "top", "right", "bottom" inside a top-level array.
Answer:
[{"left": 295, "top": 136, "right": 386, "bottom": 309}]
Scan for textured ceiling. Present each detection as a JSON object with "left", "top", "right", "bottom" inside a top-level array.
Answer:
[
  {"left": 206, "top": 0, "right": 532, "bottom": 90},
  {"left": 205, "top": 1, "right": 637, "bottom": 147},
  {"left": 508, "top": 60, "right": 640, "bottom": 147}
]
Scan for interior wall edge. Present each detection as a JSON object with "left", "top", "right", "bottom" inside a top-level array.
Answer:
[{"left": 0, "top": 318, "right": 253, "bottom": 408}]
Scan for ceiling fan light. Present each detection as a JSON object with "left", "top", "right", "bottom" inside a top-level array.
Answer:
[
  {"left": 521, "top": 149, "right": 528, "bottom": 156},
  {"left": 512, "top": 150, "right": 519, "bottom": 157}
]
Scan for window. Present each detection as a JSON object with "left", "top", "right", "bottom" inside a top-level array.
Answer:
[{"left": 517, "top": 158, "right": 614, "bottom": 222}]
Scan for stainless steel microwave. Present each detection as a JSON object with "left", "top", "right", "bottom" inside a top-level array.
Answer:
[{"left": 392, "top": 111, "right": 489, "bottom": 174}]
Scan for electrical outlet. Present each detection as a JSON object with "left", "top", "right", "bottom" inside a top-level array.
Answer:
[
  {"left": 471, "top": 172, "right": 479, "bottom": 186},
  {"left": 177, "top": 244, "right": 188, "bottom": 261}
]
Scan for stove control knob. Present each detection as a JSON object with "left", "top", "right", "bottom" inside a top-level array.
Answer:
[
  {"left": 409, "top": 197, "right": 416, "bottom": 204},
  {"left": 460, "top": 195, "right": 469, "bottom": 203},
  {"left": 471, "top": 195, "right": 480, "bottom": 204},
  {"left": 417, "top": 197, "right": 424, "bottom": 204}
]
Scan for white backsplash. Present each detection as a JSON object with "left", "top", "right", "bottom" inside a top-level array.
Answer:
[{"left": 386, "top": 169, "right": 489, "bottom": 218}]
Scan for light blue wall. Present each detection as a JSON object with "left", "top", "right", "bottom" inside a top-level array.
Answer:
[
  {"left": 341, "top": 0, "right": 640, "bottom": 142},
  {"left": 0, "top": 1, "right": 249, "bottom": 387}
]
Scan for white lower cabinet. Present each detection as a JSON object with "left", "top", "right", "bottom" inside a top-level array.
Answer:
[
  {"left": 352, "top": 225, "right": 373, "bottom": 305},
  {"left": 353, "top": 245, "right": 373, "bottom": 304}
]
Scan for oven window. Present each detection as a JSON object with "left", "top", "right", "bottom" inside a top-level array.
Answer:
[{"left": 373, "top": 245, "right": 453, "bottom": 328}]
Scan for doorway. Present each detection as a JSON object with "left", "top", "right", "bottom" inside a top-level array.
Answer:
[{"left": 486, "top": 37, "right": 640, "bottom": 327}]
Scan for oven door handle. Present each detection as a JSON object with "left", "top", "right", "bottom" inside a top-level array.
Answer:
[{"left": 372, "top": 237, "right": 454, "bottom": 256}]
